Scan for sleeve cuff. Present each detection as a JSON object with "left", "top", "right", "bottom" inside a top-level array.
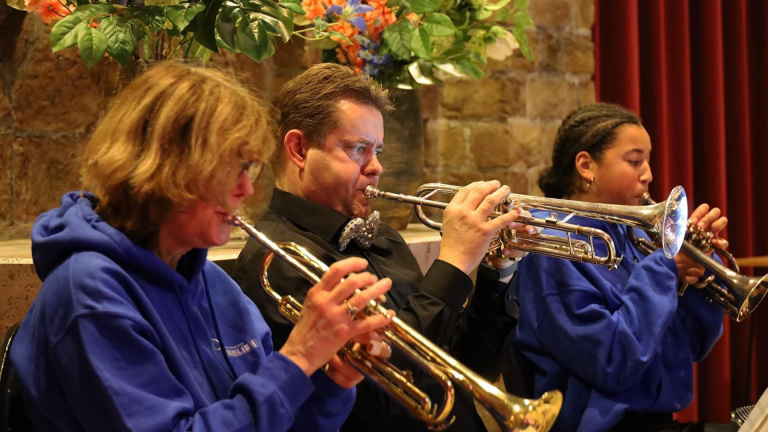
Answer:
[{"left": 421, "top": 259, "right": 474, "bottom": 310}]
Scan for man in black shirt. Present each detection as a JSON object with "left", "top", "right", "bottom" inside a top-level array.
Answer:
[{"left": 231, "top": 63, "right": 526, "bottom": 431}]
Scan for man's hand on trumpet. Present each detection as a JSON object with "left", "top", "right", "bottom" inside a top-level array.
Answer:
[
  {"left": 674, "top": 203, "right": 729, "bottom": 285},
  {"left": 437, "top": 180, "right": 540, "bottom": 275},
  {"left": 279, "top": 257, "right": 395, "bottom": 388}
]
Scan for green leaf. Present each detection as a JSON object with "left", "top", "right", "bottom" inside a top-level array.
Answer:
[
  {"left": 409, "top": 26, "right": 431, "bottom": 59},
  {"left": 256, "top": 5, "right": 294, "bottom": 42},
  {"left": 216, "top": 3, "right": 240, "bottom": 49},
  {"left": 326, "top": 30, "right": 352, "bottom": 45},
  {"left": 313, "top": 16, "right": 329, "bottom": 31},
  {"left": 424, "top": 13, "right": 455, "bottom": 37},
  {"left": 409, "top": 0, "right": 439, "bottom": 13},
  {"left": 190, "top": 0, "right": 226, "bottom": 51},
  {"left": 475, "top": 7, "right": 492, "bottom": 20},
  {"left": 483, "top": 0, "right": 511, "bottom": 11},
  {"left": 237, "top": 16, "right": 275, "bottom": 61},
  {"left": 100, "top": 17, "right": 137, "bottom": 65},
  {"left": 50, "top": 15, "right": 86, "bottom": 52},
  {"left": 5, "top": 0, "right": 25, "bottom": 11},
  {"left": 77, "top": 25, "right": 109, "bottom": 68},
  {"left": 69, "top": 3, "right": 116, "bottom": 19},
  {"left": 167, "top": 3, "right": 206, "bottom": 32},
  {"left": 126, "top": 6, "right": 166, "bottom": 32},
  {"left": 279, "top": 1, "right": 304, "bottom": 15},
  {"left": 407, "top": 61, "right": 437, "bottom": 85},
  {"left": 382, "top": 19, "right": 412, "bottom": 59},
  {"left": 494, "top": 7, "right": 511, "bottom": 22},
  {"left": 453, "top": 58, "right": 484, "bottom": 79}
]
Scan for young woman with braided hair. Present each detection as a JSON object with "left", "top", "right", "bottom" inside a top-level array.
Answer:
[{"left": 510, "top": 103, "right": 727, "bottom": 432}]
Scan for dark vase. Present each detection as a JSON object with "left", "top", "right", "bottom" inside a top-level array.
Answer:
[
  {"left": 102, "top": 58, "right": 206, "bottom": 99},
  {"left": 371, "top": 89, "right": 425, "bottom": 230}
]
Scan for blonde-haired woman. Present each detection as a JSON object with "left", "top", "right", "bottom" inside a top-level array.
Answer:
[{"left": 11, "top": 62, "right": 394, "bottom": 432}]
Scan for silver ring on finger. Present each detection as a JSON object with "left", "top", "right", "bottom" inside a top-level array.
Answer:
[{"left": 344, "top": 299, "right": 359, "bottom": 318}]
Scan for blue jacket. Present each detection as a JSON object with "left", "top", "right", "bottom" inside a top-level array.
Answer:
[
  {"left": 11, "top": 192, "right": 354, "bottom": 431},
  {"left": 512, "top": 211, "right": 723, "bottom": 432}
]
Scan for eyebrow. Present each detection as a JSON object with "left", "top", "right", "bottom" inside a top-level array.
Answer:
[{"left": 343, "top": 138, "right": 383, "bottom": 148}]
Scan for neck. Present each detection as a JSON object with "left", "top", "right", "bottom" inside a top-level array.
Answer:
[{"left": 153, "top": 235, "right": 188, "bottom": 270}]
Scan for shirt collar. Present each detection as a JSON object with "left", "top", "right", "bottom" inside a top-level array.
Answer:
[{"left": 270, "top": 188, "right": 350, "bottom": 245}]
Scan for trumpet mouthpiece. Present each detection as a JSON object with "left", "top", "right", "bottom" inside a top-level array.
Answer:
[{"left": 364, "top": 186, "right": 382, "bottom": 199}]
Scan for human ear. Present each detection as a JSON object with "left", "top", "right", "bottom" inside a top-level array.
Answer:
[
  {"left": 574, "top": 151, "right": 595, "bottom": 182},
  {"left": 284, "top": 130, "right": 309, "bottom": 170}
]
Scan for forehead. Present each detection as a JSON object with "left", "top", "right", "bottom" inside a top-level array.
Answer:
[
  {"left": 606, "top": 124, "right": 652, "bottom": 153},
  {"left": 331, "top": 100, "right": 384, "bottom": 143}
]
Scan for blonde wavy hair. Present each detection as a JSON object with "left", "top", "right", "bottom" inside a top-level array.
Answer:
[{"left": 82, "top": 62, "right": 274, "bottom": 247}]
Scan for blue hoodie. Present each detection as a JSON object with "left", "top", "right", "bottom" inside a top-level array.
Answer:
[
  {"left": 11, "top": 192, "right": 355, "bottom": 432},
  {"left": 512, "top": 210, "right": 724, "bottom": 432}
]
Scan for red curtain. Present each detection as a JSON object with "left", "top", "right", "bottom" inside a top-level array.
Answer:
[{"left": 595, "top": 0, "right": 768, "bottom": 424}]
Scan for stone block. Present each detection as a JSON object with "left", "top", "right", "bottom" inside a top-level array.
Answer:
[
  {"left": 528, "top": 76, "right": 578, "bottom": 120},
  {"left": 423, "top": 119, "right": 439, "bottom": 170},
  {"left": 0, "top": 223, "right": 33, "bottom": 241},
  {"left": 13, "top": 135, "right": 86, "bottom": 224},
  {"left": 11, "top": 18, "right": 104, "bottom": 132},
  {"left": 470, "top": 122, "right": 514, "bottom": 169},
  {"left": 0, "top": 75, "right": 10, "bottom": 125},
  {"left": 527, "top": 165, "right": 546, "bottom": 196},
  {"left": 536, "top": 30, "right": 559, "bottom": 72},
  {"left": 436, "top": 122, "right": 468, "bottom": 169},
  {"left": 540, "top": 120, "right": 560, "bottom": 161},
  {"left": 528, "top": 0, "right": 572, "bottom": 28},
  {"left": 559, "top": 33, "right": 594, "bottom": 74},
  {"left": 420, "top": 85, "right": 439, "bottom": 120},
  {"left": 578, "top": 80, "right": 596, "bottom": 106},
  {"left": 574, "top": 0, "right": 595, "bottom": 30},
  {"left": 440, "top": 79, "right": 506, "bottom": 119},
  {"left": 508, "top": 120, "right": 545, "bottom": 167},
  {"left": 0, "top": 262, "right": 41, "bottom": 333},
  {"left": 502, "top": 76, "right": 526, "bottom": 117},
  {"left": 210, "top": 50, "right": 269, "bottom": 95},
  {"left": 0, "top": 134, "right": 10, "bottom": 222},
  {"left": 270, "top": 38, "right": 319, "bottom": 70}
]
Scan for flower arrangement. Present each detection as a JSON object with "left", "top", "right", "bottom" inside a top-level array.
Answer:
[
  {"left": 5, "top": 0, "right": 531, "bottom": 85},
  {"left": 5, "top": 0, "right": 299, "bottom": 68},
  {"left": 297, "top": 0, "right": 533, "bottom": 87}
]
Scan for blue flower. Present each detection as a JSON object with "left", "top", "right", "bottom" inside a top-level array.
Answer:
[{"left": 326, "top": 0, "right": 374, "bottom": 32}]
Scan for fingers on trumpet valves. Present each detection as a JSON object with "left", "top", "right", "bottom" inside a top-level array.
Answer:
[{"left": 366, "top": 340, "right": 393, "bottom": 359}]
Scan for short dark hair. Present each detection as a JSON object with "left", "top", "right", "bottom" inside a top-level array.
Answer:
[
  {"left": 272, "top": 63, "right": 393, "bottom": 174},
  {"left": 539, "top": 102, "right": 642, "bottom": 198}
]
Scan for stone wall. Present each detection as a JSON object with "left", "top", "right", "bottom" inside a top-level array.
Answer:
[
  {"left": 423, "top": 0, "right": 595, "bottom": 193},
  {"left": 0, "top": 0, "right": 595, "bottom": 240}
]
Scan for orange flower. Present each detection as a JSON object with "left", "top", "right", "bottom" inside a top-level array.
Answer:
[{"left": 28, "top": 0, "right": 71, "bottom": 24}]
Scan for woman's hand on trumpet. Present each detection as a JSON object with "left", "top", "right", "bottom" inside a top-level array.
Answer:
[
  {"left": 279, "top": 257, "right": 395, "bottom": 387},
  {"left": 675, "top": 203, "right": 729, "bottom": 285}
]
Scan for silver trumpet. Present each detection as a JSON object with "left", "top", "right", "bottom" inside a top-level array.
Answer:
[
  {"left": 364, "top": 183, "right": 689, "bottom": 269},
  {"left": 631, "top": 194, "right": 768, "bottom": 321},
  {"left": 230, "top": 214, "right": 563, "bottom": 431}
]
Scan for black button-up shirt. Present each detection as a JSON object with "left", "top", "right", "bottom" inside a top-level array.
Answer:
[{"left": 231, "top": 189, "right": 517, "bottom": 432}]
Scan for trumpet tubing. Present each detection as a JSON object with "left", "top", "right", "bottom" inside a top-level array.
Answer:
[
  {"left": 230, "top": 215, "right": 563, "bottom": 431},
  {"left": 365, "top": 183, "right": 689, "bottom": 268},
  {"left": 637, "top": 194, "right": 768, "bottom": 321}
]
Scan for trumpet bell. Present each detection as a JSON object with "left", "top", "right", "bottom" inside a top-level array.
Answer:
[
  {"left": 737, "top": 274, "right": 768, "bottom": 322},
  {"left": 660, "top": 186, "right": 688, "bottom": 259}
]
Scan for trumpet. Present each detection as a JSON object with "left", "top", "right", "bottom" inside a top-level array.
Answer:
[
  {"left": 230, "top": 214, "right": 563, "bottom": 431},
  {"left": 364, "top": 183, "right": 689, "bottom": 269},
  {"left": 630, "top": 194, "right": 768, "bottom": 322}
]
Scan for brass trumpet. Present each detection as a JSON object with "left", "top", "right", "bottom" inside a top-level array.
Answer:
[
  {"left": 630, "top": 194, "right": 768, "bottom": 322},
  {"left": 364, "top": 183, "right": 689, "bottom": 269},
  {"left": 230, "top": 214, "right": 563, "bottom": 431}
]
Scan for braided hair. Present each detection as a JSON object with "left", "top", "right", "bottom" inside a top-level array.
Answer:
[{"left": 539, "top": 103, "right": 642, "bottom": 198}]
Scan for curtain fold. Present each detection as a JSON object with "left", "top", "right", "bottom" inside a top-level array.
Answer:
[{"left": 595, "top": 0, "right": 768, "bottom": 424}]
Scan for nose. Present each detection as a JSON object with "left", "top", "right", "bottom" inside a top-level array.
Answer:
[
  {"left": 235, "top": 170, "right": 255, "bottom": 199},
  {"left": 639, "top": 161, "right": 653, "bottom": 185},
  {"left": 364, "top": 153, "right": 384, "bottom": 177}
]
